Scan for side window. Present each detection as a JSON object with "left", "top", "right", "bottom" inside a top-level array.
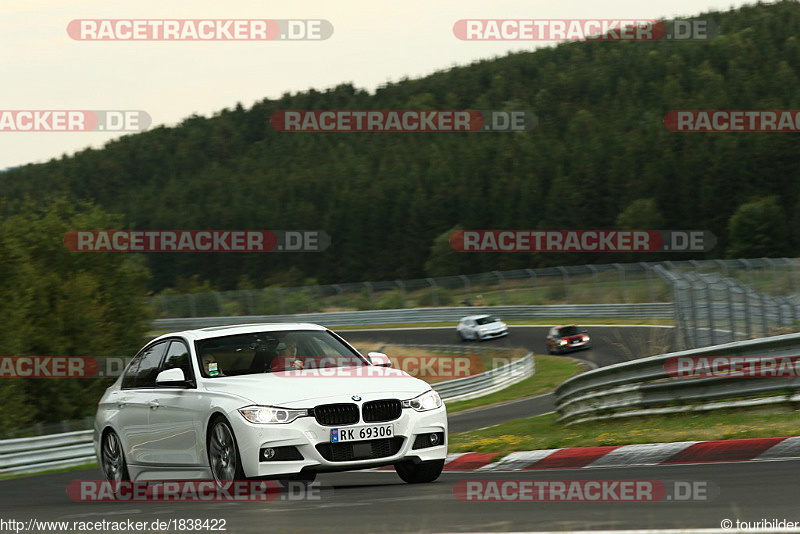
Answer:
[
  {"left": 134, "top": 342, "right": 169, "bottom": 388},
  {"left": 161, "top": 340, "right": 193, "bottom": 383},
  {"left": 121, "top": 352, "right": 144, "bottom": 389}
]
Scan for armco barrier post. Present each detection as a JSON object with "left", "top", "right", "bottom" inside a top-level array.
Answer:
[
  {"left": 613, "top": 264, "right": 627, "bottom": 304},
  {"left": 524, "top": 269, "right": 537, "bottom": 303},
  {"left": 426, "top": 278, "right": 438, "bottom": 307},
  {"left": 493, "top": 271, "right": 506, "bottom": 305},
  {"left": 725, "top": 281, "right": 736, "bottom": 342},
  {"left": 704, "top": 280, "right": 716, "bottom": 346},
  {"left": 588, "top": 265, "right": 600, "bottom": 303},
  {"left": 557, "top": 266, "right": 570, "bottom": 303}
]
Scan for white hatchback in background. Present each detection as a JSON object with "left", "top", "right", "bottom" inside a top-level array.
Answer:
[
  {"left": 457, "top": 315, "right": 509, "bottom": 341},
  {"left": 94, "top": 323, "right": 447, "bottom": 486}
]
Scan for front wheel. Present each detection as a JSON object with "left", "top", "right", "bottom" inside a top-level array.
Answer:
[
  {"left": 208, "top": 417, "right": 245, "bottom": 484},
  {"left": 394, "top": 459, "right": 445, "bottom": 484},
  {"left": 100, "top": 429, "right": 129, "bottom": 483}
]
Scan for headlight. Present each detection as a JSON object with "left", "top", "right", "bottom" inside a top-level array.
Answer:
[
  {"left": 402, "top": 390, "right": 442, "bottom": 411},
  {"left": 583, "top": 335, "right": 591, "bottom": 342},
  {"left": 559, "top": 339, "right": 568, "bottom": 345},
  {"left": 238, "top": 405, "right": 308, "bottom": 424}
]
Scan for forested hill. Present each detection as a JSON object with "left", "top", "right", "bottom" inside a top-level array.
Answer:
[{"left": 2, "top": 1, "right": 800, "bottom": 291}]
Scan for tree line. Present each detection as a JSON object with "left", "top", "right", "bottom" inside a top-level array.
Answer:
[{"left": 1, "top": 1, "right": 798, "bottom": 297}]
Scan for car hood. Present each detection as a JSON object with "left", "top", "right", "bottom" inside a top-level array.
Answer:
[{"left": 201, "top": 366, "right": 432, "bottom": 407}]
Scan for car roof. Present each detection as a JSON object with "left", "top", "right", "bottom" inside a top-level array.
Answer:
[
  {"left": 461, "top": 314, "right": 493, "bottom": 321},
  {"left": 556, "top": 324, "right": 580, "bottom": 329},
  {"left": 150, "top": 322, "right": 328, "bottom": 344}
]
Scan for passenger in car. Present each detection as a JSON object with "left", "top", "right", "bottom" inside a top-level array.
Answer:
[{"left": 201, "top": 353, "right": 225, "bottom": 377}]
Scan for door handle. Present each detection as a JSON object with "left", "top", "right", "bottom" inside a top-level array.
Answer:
[
  {"left": 148, "top": 400, "right": 160, "bottom": 409},
  {"left": 117, "top": 401, "right": 127, "bottom": 408}
]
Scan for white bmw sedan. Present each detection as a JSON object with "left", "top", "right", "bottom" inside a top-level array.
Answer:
[{"left": 94, "top": 323, "right": 447, "bottom": 485}]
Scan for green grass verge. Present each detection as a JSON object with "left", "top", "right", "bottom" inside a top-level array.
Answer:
[
  {"left": 0, "top": 462, "right": 98, "bottom": 481},
  {"left": 448, "top": 408, "right": 800, "bottom": 455},
  {"left": 444, "top": 355, "right": 586, "bottom": 413}
]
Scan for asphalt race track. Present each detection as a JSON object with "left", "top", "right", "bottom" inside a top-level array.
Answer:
[
  {"left": 4, "top": 460, "right": 798, "bottom": 532},
  {"left": 9, "top": 324, "right": 793, "bottom": 533},
  {"left": 339, "top": 325, "right": 677, "bottom": 370}
]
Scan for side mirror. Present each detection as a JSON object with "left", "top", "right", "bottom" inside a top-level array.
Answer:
[
  {"left": 156, "top": 368, "right": 187, "bottom": 386},
  {"left": 367, "top": 352, "right": 392, "bottom": 367},
  {"left": 582, "top": 329, "right": 588, "bottom": 333}
]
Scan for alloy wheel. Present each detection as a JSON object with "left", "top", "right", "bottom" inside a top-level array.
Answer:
[
  {"left": 101, "top": 431, "right": 124, "bottom": 482},
  {"left": 209, "top": 421, "right": 238, "bottom": 483}
]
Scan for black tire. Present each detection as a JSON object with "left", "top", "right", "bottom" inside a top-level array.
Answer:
[
  {"left": 208, "top": 416, "right": 246, "bottom": 484},
  {"left": 100, "top": 429, "right": 130, "bottom": 483},
  {"left": 394, "top": 459, "right": 445, "bottom": 484}
]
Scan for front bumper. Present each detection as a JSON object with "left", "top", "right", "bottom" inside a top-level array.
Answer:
[
  {"left": 228, "top": 405, "right": 448, "bottom": 478},
  {"left": 478, "top": 328, "right": 508, "bottom": 340},
  {"left": 557, "top": 340, "right": 591, "bottom": 352}
]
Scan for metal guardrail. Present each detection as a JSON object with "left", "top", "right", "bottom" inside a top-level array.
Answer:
[
  {"left": 435, "top": 353, "right": 535, "bottom": 402},
  {"left": 0, "top": 430, "right": 95, "bottom": 475},
  {"left": 555, "top": 332, "right": 800, "bottom": 425},
  {"left": 152, "top": 303, "right": 673, "bottom": 331},
  {"left": 152, "top": 258, "right": 799, "bottom": 319}
]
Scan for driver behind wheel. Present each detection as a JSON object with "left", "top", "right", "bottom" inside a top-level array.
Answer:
[{"left": 270, "top": 339, "right": 304, "bottom": 371}]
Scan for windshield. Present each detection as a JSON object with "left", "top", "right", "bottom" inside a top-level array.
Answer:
[
  {"left": 475, "top": 316, "right": 499, "bottom": 325},
  {"left": 558, "top": 326, "right": 581, "bottom": 337},
  {"left": 195, "top": 330, "right": 366, "bottom": 377}
]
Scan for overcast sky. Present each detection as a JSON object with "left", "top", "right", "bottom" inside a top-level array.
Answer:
[{"left": 0, "top": 0, "right": 770, "bottom": 169}]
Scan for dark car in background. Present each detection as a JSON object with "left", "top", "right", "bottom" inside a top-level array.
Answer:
[{"left": 546, "top": 325, "right": 591, "bottom": 354}]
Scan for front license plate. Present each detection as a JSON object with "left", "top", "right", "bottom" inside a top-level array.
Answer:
[{"left": 330, "top": 424, "right": 393, "bottom": 443}]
